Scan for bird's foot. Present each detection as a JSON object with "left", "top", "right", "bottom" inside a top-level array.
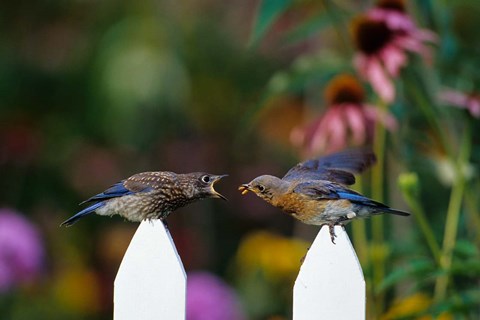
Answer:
[
  {"left": 320, "top": 223, "right": 337, "bottom": 244},
  {"left": 328, "top": 224, "right": 337, "bottom": 244}
]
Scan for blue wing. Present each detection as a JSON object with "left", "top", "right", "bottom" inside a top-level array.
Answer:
[
  {"left": 293, "top": 181, "right": 385, "bottom": 206},
  {"left": 61, "top": 180, "right": 154, "bottom": 227},
  {"left": 336, "top": 191, "right": 409, "bottom": 215},
  {"left": 294, "top": 181, "right": 410, "bottom": 216},
  {"left": 79, "top": 181, "right": 152, "bottom": 205},
  {"left": 293, "top": 181, "right": 340, "bottom": 199},
  {"left": 336, "top": 191, "right": 386, "bottom": 208},
  {"left": 283, "top": 148, "right": 376, "bottom": 185}
]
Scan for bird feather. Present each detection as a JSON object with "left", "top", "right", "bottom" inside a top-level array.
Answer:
[
  {"left": 79, "top": 181, "right": 152, "bottom": 205},
  {"left": 282, "top": 148, "right": 376, "bottom": 185}
]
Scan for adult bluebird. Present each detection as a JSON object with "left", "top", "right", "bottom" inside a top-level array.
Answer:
[
  {"left": 239, "top": 148, "right": 409, "bottom": 243},
  {"left": 61, "top": 172, "right": 227, "bottom": 226}
]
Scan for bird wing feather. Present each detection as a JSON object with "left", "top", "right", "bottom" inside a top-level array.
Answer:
[
  {"left": 282, "top": 148, "right": 376, "bottom": 185},
  {"left": 124, "top": 171, "right": 176, "bottom": 191},
  {"left": 292, "top": 181, "right": 341, "bottom": 199},
  {"left": 293, "top": 181, "right": 389, "bottom": 208},
  {"left": 79, "top": 182, "right": 133, "bottom": 205},
  {"left": 79, "top": 173, "right": 158, "bottom": 205}
]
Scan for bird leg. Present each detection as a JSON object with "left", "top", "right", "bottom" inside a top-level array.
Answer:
[
  {"left": 328, "top": 224, "right": 336, "bottom": 244},
  {"left": 327, "top": 217, "right": 350, "bottom": 244},
  {"left": 320, "top": 223, "right": 337, "bottom": 244}
]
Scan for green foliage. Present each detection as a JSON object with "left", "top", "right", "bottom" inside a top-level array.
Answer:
[
  {"left": 248, "top": 0, "right": 480, "bottom": 318},
  {"left": 249, "top": 0, "right": 293, "bottom": 46},
  {"left": 1, "top": 0, "right": 479, "bottom": 319},
  {"left": 284, "top": 12, "right": 331, "bottom": 44}
]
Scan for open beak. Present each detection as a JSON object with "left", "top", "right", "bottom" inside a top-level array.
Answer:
[
  {"left": 238, "top": 184, "right": 251, "bottom": 195},
  {"left": 211, "top": 174, "right": 228, "bottom": 201}
]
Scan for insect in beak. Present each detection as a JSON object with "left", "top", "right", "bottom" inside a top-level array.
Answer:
[{"left": 238, "top": 184, "right": 251, "bottom": 195}]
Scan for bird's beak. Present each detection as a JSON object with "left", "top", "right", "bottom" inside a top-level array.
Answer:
[
  {"left": 238, "top": 184, "right": 251, "bottom": 195},
  {"left": 211, "top": 174, "right": 228, "bottom": 201}
]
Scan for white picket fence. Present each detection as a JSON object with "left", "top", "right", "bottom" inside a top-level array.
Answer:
[
  {"left": 114, "top": 220, "right": 186, "bottom": 319},
  {"left": 114, "top": 221, "right": 365, "bottom": 320}
]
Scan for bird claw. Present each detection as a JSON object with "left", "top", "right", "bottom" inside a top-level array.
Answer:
[
  {"left": 329, "top": 224, "right": 337, "bottom": 244},
  {"left": 320, "top": 223, "right": 337, "bottom": 244}
]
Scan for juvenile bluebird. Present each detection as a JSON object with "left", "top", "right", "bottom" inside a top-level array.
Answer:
[
  {"left": 239, "top": 148, "right": 409, "bottom": 243},
  {"left": 61, "top": 171, "right": 227, "bottom": 227}
]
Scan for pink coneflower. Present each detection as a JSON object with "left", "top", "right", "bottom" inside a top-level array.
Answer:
[
  {"left": 353, "top": 0, "right": 437, "bottom": 103},
  {"left": 439, "top": 88, "right": 480, "bottom": 119},
  {"left": 291, "top": 74, "right": 397, "bottom": 155}
]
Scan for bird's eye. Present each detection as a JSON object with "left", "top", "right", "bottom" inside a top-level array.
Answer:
[
  {"left": 257, "top": 185, "right": 265, "bottom": 192},
  {"left": 201, "top": 175, "right": 211, "bottom": 183}
]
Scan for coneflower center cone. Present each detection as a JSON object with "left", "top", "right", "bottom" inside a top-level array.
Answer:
[
  {"left": 352, "top": 17, "right": 393, "bottom": 55},
  {"left": 324, "top": 74, "right": 365, "bottom": 105},
  {"left": 376, "top": 0, "right": 406, "bottom": 12}
]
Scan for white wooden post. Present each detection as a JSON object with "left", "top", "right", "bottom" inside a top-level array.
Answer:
[
  {"left": 114, "top": 220, "right": 186, "bottom": 320},
  {"left": 293, "top": 225, "right": 365, "bottom": 320}
]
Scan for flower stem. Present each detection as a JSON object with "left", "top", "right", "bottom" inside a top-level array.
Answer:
[
  {"left": 371, "top": 100, "right": 387, "bottom": 314},
  {"left": 399, "top": 173, "right": 441, "bottom": 264},
  {"left": 434, "top": 123, "right": 471, "bottom": 302},
  {"left": 407, "top": 197, "right": 442, "bottom": 264},
  {"left": 352, "top": 176, "right": 368, "bottom": 266},
  {"left": 321, "top": 0, "right": 353, "bottom": 56},
  {"left": 464, "top": 189, "right": 480, "bottom": 248},
  {"left": 406, "top": 80, "right": 454, "bottom": 160}
]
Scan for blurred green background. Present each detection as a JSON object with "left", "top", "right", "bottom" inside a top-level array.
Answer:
[{"left": 1, "top": 0, "right": 479, "bottom": 319}]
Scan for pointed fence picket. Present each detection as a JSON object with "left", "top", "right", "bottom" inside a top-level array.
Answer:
[
  {"left": 113, "top": 222, "right": 365, "bottom": 319},
  {"left": 293, "top": 225, "right": 365, "bottom": 320},
  {"left": 114, "top": 220, "right": 186, "bottom": 320}
]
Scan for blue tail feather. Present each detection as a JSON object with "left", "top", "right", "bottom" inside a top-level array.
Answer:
[
  {"left": 337, "top": 191, "right": 410, "bottom": 216},
  {"left": 382, "top": 207, "right": 410, "bottom": 216},
  {"left": 61, "top": 202, "right": 105, "bottom": 227}
]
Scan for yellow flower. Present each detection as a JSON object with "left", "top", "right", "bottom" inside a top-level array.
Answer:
[
  {"left": 235, "top": 231, "right": 309, "bottom": 281},
  {"left": 53, "top": 266, "right": 101, "bottom": 314},
  {"left": 381, "top": 293, "right": 453, "bottom": 320}
]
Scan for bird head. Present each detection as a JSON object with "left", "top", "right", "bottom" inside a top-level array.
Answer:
[
  {"left": 191, "top": 173, "right": 228, "bottom": 200},
  {"left": 239, "top": 175, "right": 286, "bottom": 202}
]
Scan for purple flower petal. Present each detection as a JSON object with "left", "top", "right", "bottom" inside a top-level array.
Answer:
[
  {"left": 468, "top": 99, "right": 480, "bottom": 118},
  {"left": 326, "top": 108, "right": 348, "bottom": 152},
  {"left": 354, "top": 7, "right": 436, "bottom": 105},
  {"left": 0, "top": 209, "right": 44, "bottom": 292},
  {"left": 366, "top": 58, "right": 395, "bottom": 103},
  {"left": 439, "top": 89, "right": 470, "bottom": 108},
  {"left": 438, "top": 88, "right": 480, "bottom": 118},
  {"left": 369, "top": 8, "right": 415, "bottom": 32},
  {"left": 187, "top": 271, "right": 245, "bottom": 320},
  {"left": 381, "top": 44, "right": 407, "bottom": 77},
  {"left": 343, "top": 104, "right": 367, "bottom": 145},
  {"left": 364, "top": 105, "right": 398, "bottom": 131}
]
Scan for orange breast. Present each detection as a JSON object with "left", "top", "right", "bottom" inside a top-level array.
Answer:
[
  {"left": 273, "top": 193, "right": 326, "bottom": 221},
  {"left": 272, "top": 193, "right": 354, "bottom": 225}
]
